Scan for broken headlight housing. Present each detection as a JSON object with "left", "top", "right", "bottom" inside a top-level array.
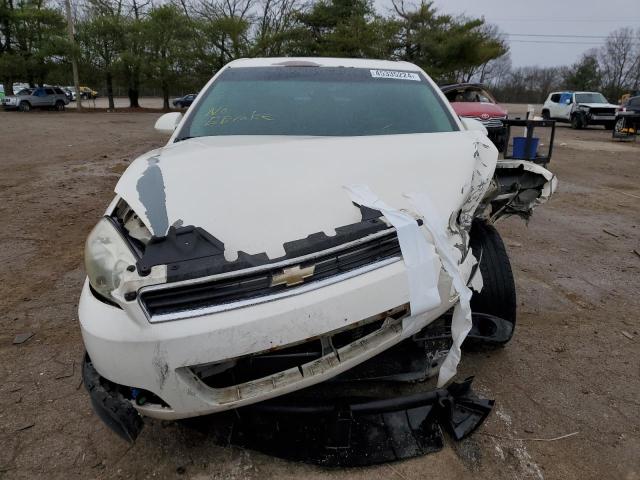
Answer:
[{"left": 85, "top": 217, "right": 136, "bottom": 301}]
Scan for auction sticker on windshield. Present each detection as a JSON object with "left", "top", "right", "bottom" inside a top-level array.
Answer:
[{"left": 370, "top": 70, "right": 421, "bottom": 81}]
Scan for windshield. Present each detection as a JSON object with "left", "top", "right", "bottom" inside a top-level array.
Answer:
[
  {"left": 575, "top": 93, "right": 608, "bottom": 104},
  {"left": 177, "top": 67, "right": 457, "bottom": 139},
  {"left": 446, "top": 87, "right": 496, "bottom": 104}
]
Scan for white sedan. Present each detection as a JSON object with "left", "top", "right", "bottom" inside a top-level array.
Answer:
[{"left": 80, "top": 57, "right": 556, "bottom": 441}]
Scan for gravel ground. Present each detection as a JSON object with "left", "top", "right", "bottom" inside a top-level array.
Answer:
[{"left": 0, "top": 108, "right": 638, "bottom": 480}]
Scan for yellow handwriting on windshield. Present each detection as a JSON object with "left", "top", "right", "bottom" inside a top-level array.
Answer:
[{"left": 205, "top": 106, "right": 273, "bottom": 127}]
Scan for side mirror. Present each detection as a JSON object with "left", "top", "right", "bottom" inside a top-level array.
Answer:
[
  {"left": 460, "top": 117, "right": 488, "bottom": 134},
  {"left": 155, "top": 112, "right": 182, "bottom": 134}
]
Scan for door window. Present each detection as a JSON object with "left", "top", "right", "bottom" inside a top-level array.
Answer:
[
  {"left": 559, "top": 93, "right": 572, "bottom": 104},
  {"left": 550, "top": 93, "right": 561, "bottom": 103}
]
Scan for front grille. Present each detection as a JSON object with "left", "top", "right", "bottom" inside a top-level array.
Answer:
[
  {"left": 140, "top": 230, "right": 401, "bottom": 318},
  {"left": 474, "top": 116, "right": 506, "bottom": 128},
  {"left": 590, "top": 108, "right": 615, "bottom": 116}
]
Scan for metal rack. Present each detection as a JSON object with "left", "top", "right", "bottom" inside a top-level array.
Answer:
[{"left": 503, "top": 118, "right": 556, "bottom": 165}]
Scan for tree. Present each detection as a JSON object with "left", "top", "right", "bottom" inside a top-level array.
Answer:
[
  {"left": 252, "top": 0, "right": 301, "bottom": 56},
  {"left": 477, "top": 52, "right": 511, "bottom": 85},
  {"left": 198, "top": 0, "right": 253, "bottom": 70},
  {"left": 0, "top": 0, "right": 67, "bottom": 93},
  {"left": 144, "top": 5, "right": 194, "bottom": 109},
  {"left": 564, "top": 52, "right": 601, "bottom": 91},
  {"left": 78, "top": 9, "right": 124, "bottom": 109},
  {"left": 391, "top": 0, "right": 507, "bottom": 83},
  {"left": 286, "top": 0, "right": 397, "bottom": 58},
  {"left": 598, "top": 27, "right": 639, "bottom": 100},
  {"left": 120, "top": 0, "right": 150, "bottom": 108}
]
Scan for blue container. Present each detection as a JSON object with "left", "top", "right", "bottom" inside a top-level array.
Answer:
[{"left": 512, "top": 136, "right": 539, "bottom": 159}]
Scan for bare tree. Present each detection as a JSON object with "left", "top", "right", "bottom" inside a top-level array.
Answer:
[
  {"left": 254, "top": 0, "right": 300, "bottom": 56},
  {"left": 476, "top": 51, "right": 511, "bottom": 84},
  {"left": 598, "top": 27, "right": 639, "bottom": 99},
  {"left": 197, "top": 0, "right": 254, "bottom": 66}
]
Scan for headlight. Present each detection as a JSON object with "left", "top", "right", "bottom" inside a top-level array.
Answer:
[{"left": 84, "top": 217, "right": 136, "bottom": 301}]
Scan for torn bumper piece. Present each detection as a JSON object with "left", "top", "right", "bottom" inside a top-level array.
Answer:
[
  {"left": 224, "top": 377, "right": 493, "bottom": 466},
  {"left": 83, "top": 350, "right": 492, "bottom": 465},
  {"left": 83, "top": 354, "right": 144, "bottom": 443}
]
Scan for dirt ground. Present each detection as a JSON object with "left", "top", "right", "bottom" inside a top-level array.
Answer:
[{"left": 0, "top": 108, "right": 638, "bottom": 480}]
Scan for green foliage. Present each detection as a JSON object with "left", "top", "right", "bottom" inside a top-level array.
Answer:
[
  {"left": 143, "top": 5, "right": 196, "bottom": 108},
  {"left": 0, "top": 0, "right": 66, "bottom": 90},
  {"left": 1, "top": 0, "right": 515, "bottom": 104},
  {"left": 564, "top": 54, "right": 601, "bottom": 92},
  {"left": 393, "top": 1, "right": 507, "bottom": 83},
  {"left": 286, "top": 0, "right": 396, "bottom": 58}
]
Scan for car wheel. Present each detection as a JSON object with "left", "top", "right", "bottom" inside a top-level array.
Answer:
[
  {"left": 55, "top": 100, "right": 65, "bottom": 111},
  {"left": 571, "top": 114, "right": 583, "bottom": 129},
  {"left": 613, "top": 118, "right": 626, "bottom": 136},
  {"left": 18, "top": 101, "right": 31, "bottom": 112},
  {"left": 469, "top": 219, "right": 517, "bottom": 343},
  {"left": 541, "top": 109, "right": 550, "bottom": 120}
]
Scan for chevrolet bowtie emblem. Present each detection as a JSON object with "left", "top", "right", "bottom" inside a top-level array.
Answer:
[{"left": 271, "top": 265, "right": 316, "bottom": 287}]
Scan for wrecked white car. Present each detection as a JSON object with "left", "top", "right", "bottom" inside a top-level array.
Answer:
[{"left": 80, "top": 58, "right": 556, "bottom": 453}]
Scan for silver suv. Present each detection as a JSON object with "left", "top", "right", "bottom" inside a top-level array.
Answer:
[{"left": 2, "top": 86, "right": 70, "bottom": 112}]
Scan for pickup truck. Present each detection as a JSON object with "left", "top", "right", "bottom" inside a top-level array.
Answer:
[
  {"left": 541, "top": 91, "right": 618, "bottom": 129},
  {"left": 2, "top": 86, "right": 70, "bottom": 111}
]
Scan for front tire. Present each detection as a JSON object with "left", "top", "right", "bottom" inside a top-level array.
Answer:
[
  {"left": 541, "top": 109, "right": 550, "bottom": 120},
  {"left": 55, "top": 100, "right": 65, "bottom": 111},
  {"left": 18, "top": 101, "right": 31, "bottom": 112},
  {"left": 469, "top": 220, "right": 517, "bottom": 342},
  {"left": 571, "top": 114, "right": 583, "bottom": 129},
  {"left": 613, "top": 117, "right": 626, "bottom": 137}
]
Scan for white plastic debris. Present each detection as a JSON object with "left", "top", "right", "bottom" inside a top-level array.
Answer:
[
  {"left": 406, "top": 192, "right": 476, "bottom": 388},
  {"left": 343, "top": 184, "right": 441, "bottom": 317}
]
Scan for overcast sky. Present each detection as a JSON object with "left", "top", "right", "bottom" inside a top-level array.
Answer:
[{"left": 375, "top": 0, "right": 640, "bottom": 67}]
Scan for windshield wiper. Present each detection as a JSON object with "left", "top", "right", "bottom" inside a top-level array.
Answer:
[{"left": 174, "top": 136, "right": 196, "bottom": 143}]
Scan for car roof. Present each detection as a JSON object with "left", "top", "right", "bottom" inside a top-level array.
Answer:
[
  {"left": 440, "top": 83, "right": 487, "bottom": 92},
  {"left": 226, "top": 57, "right": 422, "bottom": 71}
]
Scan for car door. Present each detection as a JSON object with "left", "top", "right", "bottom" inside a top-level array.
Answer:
[
  {"left": 31, "top": 88, "right": 47, "bottom": 106},
  {"left": 556, "top": 92, "right": 573, "bottom": 120},
  {"left": 44, "top": 88, "right": 56, "bottom": 106},
  {"left": 547, "top": 93, "right": 561, "bottom": 117}
]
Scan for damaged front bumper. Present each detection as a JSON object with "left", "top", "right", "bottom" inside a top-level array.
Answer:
[
  {"left": 83, "top": 331, "right": 496, "bottom": 464},
  {"left": 80, "top": 255, "right": 467, "bottom": 420}
]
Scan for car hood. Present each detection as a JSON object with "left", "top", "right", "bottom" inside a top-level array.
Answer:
[
  {"left": 115, "top": 132, "right": 496, "bottom": 259},
  {"left": 578, "top": 103, "right": 619, "bottom": 109},
  {"left": 450, "top": 102, "right": 508, "bottom": 118}
]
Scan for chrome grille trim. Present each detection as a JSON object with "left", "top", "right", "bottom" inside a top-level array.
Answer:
[
  {"left": 140, "top": 257, "right": 401, "bottom": 322},
  {"left": 137, "top": 227, "right": 403, "bottom": 322}
]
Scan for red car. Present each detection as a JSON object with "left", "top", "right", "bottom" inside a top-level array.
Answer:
[{"left": 441, "top": 83, "right": 508, "bottom": 151}]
